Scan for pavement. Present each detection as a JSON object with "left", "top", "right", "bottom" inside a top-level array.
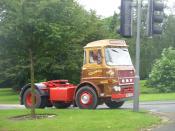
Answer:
[
  {"left": 0, "top": 100, "right": 175, "bottom": 131},
  {"left": 152, "top": 112, "right": 175, "bottom": 131},
  {"left": 0, "top": 104, "right": 24, "bottom": 110}
]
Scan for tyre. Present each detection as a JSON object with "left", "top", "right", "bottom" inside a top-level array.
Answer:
[
  {"left": 75, "top": 86, "right": 98, "bottom": 109},
  {"left": 53, "top": 102, "right": 72, "bottom": 109},
  {"left": 46, "top": 101, "right": 53, "bottom": 107},
  {"left": 23, "top": 88, "right": 47, "bottom": 108},
  {"left": 105, "top": 100, "right": 124, "bottom": 109}
]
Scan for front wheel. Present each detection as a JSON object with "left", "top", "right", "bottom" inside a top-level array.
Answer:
[
  {"left": 105, "top": 100, "right": 124, "bottom": 109},
  {"left": 75, "top": 86, "right": 98, "bottom": 109}
]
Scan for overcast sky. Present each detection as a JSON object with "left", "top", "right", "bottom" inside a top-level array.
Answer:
[
  {"left": 77, "top": 0, "right": 120, "bottom": 17},
  {"left": 77, "top": 0, "right": 175, "bottom": 17}
]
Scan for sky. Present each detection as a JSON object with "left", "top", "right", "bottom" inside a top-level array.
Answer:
[
  {"left": 77, "top": 0, "right": 175, "bottom": 17},
  {"left": 77, "top": 0, "right": 120, "bottom": 17}
]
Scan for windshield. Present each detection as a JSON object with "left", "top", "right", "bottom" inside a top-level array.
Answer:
[{"left": 105, "top": 47, "right": 133, "bottom": 66}]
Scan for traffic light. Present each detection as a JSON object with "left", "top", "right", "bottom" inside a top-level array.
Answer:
[
  {"left": 148, "top": 0, "right": 164, "bottom": 36},
  {"left": 119, "top": 0, "right": 133, "bottom": 37}
]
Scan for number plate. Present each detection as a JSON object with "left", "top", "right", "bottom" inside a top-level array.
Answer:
[{"left": 126, "top": 93, "right": 133, "bottom": 97}]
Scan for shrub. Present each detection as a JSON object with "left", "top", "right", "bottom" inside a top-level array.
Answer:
[{"left": 147, "top": 47, "right": 175, "bottom": 92}]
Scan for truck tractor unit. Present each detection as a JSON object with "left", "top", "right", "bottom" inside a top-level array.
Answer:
[{"left": 20, "top": 39, "right": 135, "bottom": 109}]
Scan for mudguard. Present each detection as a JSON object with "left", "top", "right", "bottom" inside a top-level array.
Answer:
[
  {"left": 76, "top": 81, "right": 100, "bottom": 96},
  {"left": 20, "top": 83, "right": 48, "bottom": 105}
]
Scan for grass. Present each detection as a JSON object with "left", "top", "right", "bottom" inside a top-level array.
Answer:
[
  {"left": 139, "top": 80, "right": 175, "bottom": 101},
  {"left": 140, "top": 80, "right": 159, "bottom": 94},
  {"left": 140, "top": 93, "right": 175, "bottom": 101},
  {"left": 0, "top": 88, "right": 19, "bottom": 104},
  {"left": 0, "top": 109, "right": 160, "bottom": 131}
]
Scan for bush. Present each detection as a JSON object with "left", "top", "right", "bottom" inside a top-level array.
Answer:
[
  {"left": 140, "top": 80, "right": 159, "bottom": 94},
  {"left": 147, "top": 47, "right": 175, "bottom": 92}
]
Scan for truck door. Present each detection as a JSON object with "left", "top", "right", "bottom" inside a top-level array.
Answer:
[{"left": 82, "top": 49, "right": 103, "bottom": 81}]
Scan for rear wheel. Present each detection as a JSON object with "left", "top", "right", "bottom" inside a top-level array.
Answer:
[
  {"left": 105, "top": 100, "right": 124, "bottom": 109},
  {"left": 75, "top": 86, "right": 98, "bottom": 109},
  {"left": 46, "top": 101, "right": 53, "bottom": 107},
  {"left": 23, "top": 88, "right": 47, "bottom": 108},
  {"left": 53, "top": 102, "right": 72, "bottom": 109}
]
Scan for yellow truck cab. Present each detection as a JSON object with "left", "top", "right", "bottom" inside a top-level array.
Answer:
[{"left": 75, "top": 39, "right": 135, "bottom": 109}]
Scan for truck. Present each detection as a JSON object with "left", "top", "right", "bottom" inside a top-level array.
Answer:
[{"left": 20, "top": 39, "right": 135, "bottom": 109}]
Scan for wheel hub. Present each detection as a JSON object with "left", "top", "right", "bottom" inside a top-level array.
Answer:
[
  {"left": 26, "top": 92, "right": 36, "bottom": 106},
  {"left": 81, "top": 93, "right": 90, "bottom": 104},
  {"left": 26, "top": 93, "right": 32, "bottom": 106}
]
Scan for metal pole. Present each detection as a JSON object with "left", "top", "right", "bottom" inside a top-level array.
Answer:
[
  {"left": 133, "top": 0, "right": 141, "bottom": 112},
  {"left": 147, "top": 0, "right": 153, "bottom": 37},
  {"left": 146, "top": 0, "right": 150, "bottom": 36}
]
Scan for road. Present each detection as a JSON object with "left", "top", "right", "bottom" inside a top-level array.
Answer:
[
  {"left": 0, "top": 104, "right": 24, "bottom": 110},
  {"left": 125, "top": 101, "right": 175, "bottom": 113},
  {"left": 0, "top": 100, "right": 175, "bottom": 131},
  {"left": 1, "top": 101, "right": 175, "bottom": 111}
]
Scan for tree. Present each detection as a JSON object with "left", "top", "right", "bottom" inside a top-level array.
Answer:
[
  {"left": 0, "top": 0, "right": 40, "bottom": 117},
  {"left": 102, "top": 12, "right": 120, "bottom": 38},
  {"left": 147, "top": 47, "right": 175, "bottom": 92},
  {"left": 0, "top": 0, "right": 112, "bottom": 89}
]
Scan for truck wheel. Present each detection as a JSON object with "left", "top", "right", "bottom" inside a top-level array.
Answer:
[
  {"left": 53, "top": 102, "right": 72, "bottom": 109},
  {"left": 46, "top": 101, "right": 53, "bottom": 107},
  {"left": 75, "top": 86, "right": 98, "bottom": 109},
  {"left": 23, "top": 88, "right": 46, "bottom": 108},
  {"left": 105, "top": 100, "right": 124, "bottom": 109}
]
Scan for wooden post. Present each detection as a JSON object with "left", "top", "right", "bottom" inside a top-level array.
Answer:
[{"left": 29, "top": 48, "right": 36, "bottom": 118}]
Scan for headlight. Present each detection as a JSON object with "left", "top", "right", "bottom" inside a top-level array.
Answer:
[
  {"left": 113, "top": 86, "right": 121, "bottom": 92},
  {"left": 126, "top": 79, "right": 129, "bottom": 82},
  {"left": 121, "top": 79, "right": 125, "bottom": 83},
  {"left": 130, "top": 79, "right": 133, "bottom": 82}
]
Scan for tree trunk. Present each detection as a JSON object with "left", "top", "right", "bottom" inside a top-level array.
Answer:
[{"left": 29, "top": 48, "right": 36, "bottom": 118}]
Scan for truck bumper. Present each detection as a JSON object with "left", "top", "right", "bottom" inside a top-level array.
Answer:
[
  {"left": 111, "top": 92, "right": 134, "bottom": 102},
  {"left": 111, "top": 96, "right": 133, "bottom": 102},
  {"left": 112, "top": 92, "right": 133, "bottom": 99}
]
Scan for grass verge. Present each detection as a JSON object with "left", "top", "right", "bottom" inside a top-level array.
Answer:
[
  {"left": 0, "top": 109, "right": 160, "bottom": 131},
  {"left": 140, "top": 80, "right": 159, "bottom": 94},
  {"left": 139, "top": 80, "right": 175, "bottom": 101},
  {"left": 0, "top": 88, "right": 19, "bottom": 104},
  {"left": 140, "top": 93, "right": 175, "bottom": 101}
]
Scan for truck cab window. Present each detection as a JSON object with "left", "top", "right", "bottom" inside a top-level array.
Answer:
[
  {"left": 89, "top": 51, "right": 95, "bottom": 63},
  {"left": 89, "top": 50, "right": 101, "bottom": 64},
  {"left": 83, "top": 51, "right": 86, "bottom": 64}
]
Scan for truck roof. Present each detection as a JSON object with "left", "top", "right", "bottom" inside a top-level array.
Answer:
[{"left": 84, "top": 39, "right": 127, "bottom": 48}]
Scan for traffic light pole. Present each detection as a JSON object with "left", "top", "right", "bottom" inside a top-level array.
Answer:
[
  {"left": 133, "top": 0, "right": 141, "bottom": 112},
  {"left": 147, "top": 0, "right": 152, "bottom": 36}
]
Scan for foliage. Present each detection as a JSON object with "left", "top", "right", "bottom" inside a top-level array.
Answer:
[
  {"left": 1, "top": 0, "right": 175, "bottom": 89},
  {"left": 102, "top": 12, "right": 120, "bottom": 38},
  {"left": 142, "top": 15, "right": 175, "bottom": 79},
  {"left": 0, "top": 0, "right": 113, "bottom": 90},
  {"left": 147, "top": 47, "right": 175, "bottom": 92}
]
